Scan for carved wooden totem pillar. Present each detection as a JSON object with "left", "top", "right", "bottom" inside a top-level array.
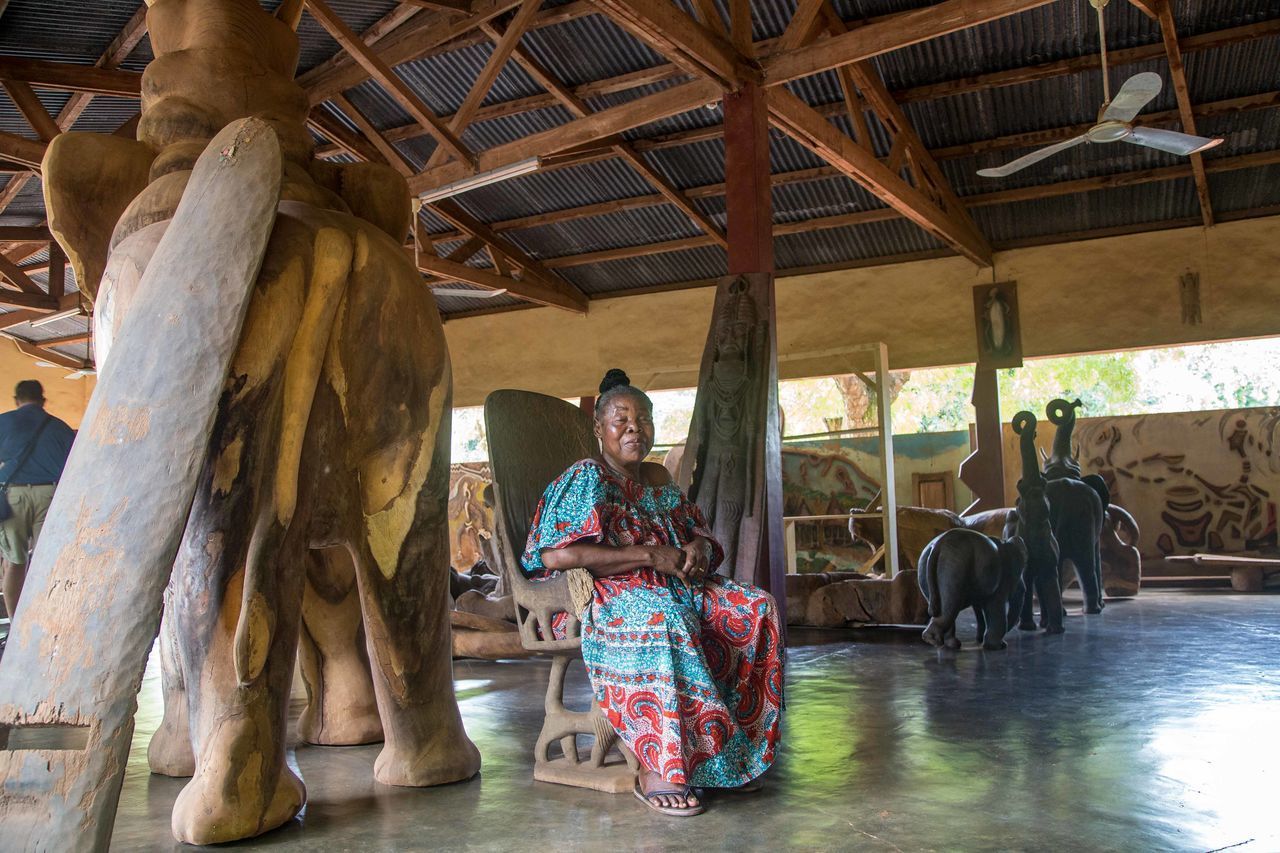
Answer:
[
  {"left": 0, "top": 1, "right": 479, "bottom": 848},
  {"left": 681, "top": 82, "right": 785, "bottom": 607}
]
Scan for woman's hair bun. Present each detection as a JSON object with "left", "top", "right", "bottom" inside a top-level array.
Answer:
[{"left": 599, "top": 368, "right": 631, "bottom": 395}]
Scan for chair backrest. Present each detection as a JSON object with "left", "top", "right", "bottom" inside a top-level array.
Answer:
[{"left": 484, "top": 389, "right": 598, "bottom": 577}]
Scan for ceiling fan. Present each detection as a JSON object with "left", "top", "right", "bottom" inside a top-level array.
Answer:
[{"left": 977, "top": 0, "right": 1223, "bottom": 178}]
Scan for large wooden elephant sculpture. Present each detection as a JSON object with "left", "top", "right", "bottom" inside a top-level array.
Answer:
[{"left": 40, "top": 0, "right": 479, "bottom": 844}]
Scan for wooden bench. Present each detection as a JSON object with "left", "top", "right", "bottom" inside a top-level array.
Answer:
[{"left": 1165, "top": 554, "right": 1280, "bottom": 592}]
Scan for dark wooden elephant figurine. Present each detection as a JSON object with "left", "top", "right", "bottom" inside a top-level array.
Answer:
[{"left": 918, "top": 528, "right": 1028, "bottom": 650}]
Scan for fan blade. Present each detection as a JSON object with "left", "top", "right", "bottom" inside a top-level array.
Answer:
[
  {"left": 1126, "top": 126, "right": 1224, "bottom": 156},
  {"left": 977, "top": 135, "right": 1088, "bottom": 178},
  {"left": 1102, "top": 72, "right": 1163, "bottom": 123},
  {"left": 429, "top": 287, "right": 509, "bottom": 299}
]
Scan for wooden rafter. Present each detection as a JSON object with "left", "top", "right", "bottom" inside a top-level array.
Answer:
[
  {"left": 819, "top": 5, "right": 984, "bottom": 242},
  {"left": 407, "top": 77, "right": 723, "bottom": 194},
  {"left": 0, "top": 253, "right": 43, "bottom": 294},
  {"left": 1125, "top": 0, "right": 1159, "bottom": 20},
  {"left": 3, "top": 81, "right": 61, "bottom": 143},
  {"left": 1155, "top": 0, "right": 1213, "bottom": 227},
  {"left": 304, "top": 0, "right": 475, "bottom": 167},
  {"left": 777, "top": 0, "right": 827, "bottom": 52},
  {"left": 690, "top": 0, "right": 724, "bottom": 35},
  {"left": 319, "top": 18, "right": 1280, "bottom": 157},
  {"left": 427, "top": 198, "right": 587, "bottom": 311},
  {"left": 422, "top": 0, "right": 544, "bottom": 171},
  {"left": 593, "top": 0, "right": 757, "bottom": 88},
  {"left": 35, "top": 331, "right": 90, "bottom": 349},
  {"left": 10, "top": 339, "right": 85, "bottom": 369},
  {"left": 0, "top": 57, "right": 140, "bottom": 97},
  {"left": 435, "top": 148, "right": 1280, "bottom": 271},
  {"left": 315, "top": 94, "right": 589, "bottom": 313},
  {"left": 300, "top": 0, "right": 526, "bottom": 102},
  {"left": 0, "top": 133, "right": 46, "bottom": 171},
  {"left": 0, "top": 5, "right": 146, "bottom": 220},
  {"left": 484, "top": 20, "right": 727, "bottom": 248},
  {"left": 764, "top": 0, "right": 1058, "bottom": 86}
]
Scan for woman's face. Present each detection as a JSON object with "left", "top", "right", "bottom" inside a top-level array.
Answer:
[{"left": 595, "top": 393, "right": 655, "bottom": 467}]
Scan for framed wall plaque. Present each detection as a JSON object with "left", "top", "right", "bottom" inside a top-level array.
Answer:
[{"left": 972, "top": 280, "right": 1023, "bottom": 369}]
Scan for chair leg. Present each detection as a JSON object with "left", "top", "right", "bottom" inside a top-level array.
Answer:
[{"left": 531, "top": 653, "right": 636, "bottom": 794}]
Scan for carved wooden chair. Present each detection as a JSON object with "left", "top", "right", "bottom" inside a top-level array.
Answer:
[{"left": 483, "top": 389, "right": 637, "bottom": 793}]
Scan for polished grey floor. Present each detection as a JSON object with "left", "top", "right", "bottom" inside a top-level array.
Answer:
[{"left": 110, "top": 591, "right": 1279, "bottom": 852}]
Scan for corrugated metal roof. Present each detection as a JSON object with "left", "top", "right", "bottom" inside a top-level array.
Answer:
[{"left": 0, "top": 0, "right": 1275, "bottom": 323}]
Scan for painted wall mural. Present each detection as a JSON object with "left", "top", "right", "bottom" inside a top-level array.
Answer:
[{"left": 1003, "top": 406, "right": 1280, "bottom": 558}]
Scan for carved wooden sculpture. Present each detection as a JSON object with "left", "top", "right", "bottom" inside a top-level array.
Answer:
[
  {"left": 3, "top": 1, "right": 480, "bottom": 846},
  {"left": 484, "top": 390, "right": 637, "bottom": 793},
  {"left": 1009, "top": 412, "right": 1064, "bottom": 634},
  {"left": 680, "top": 274, "right": 772, "bottom": 585}
]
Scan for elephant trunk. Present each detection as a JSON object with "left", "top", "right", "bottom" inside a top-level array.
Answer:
[
  {"left": 1012, "top": 411, "right": 1041, "bottom": 487},
  {"left": 1044, "top": 398, "right": 1083, "bottom": 479}
]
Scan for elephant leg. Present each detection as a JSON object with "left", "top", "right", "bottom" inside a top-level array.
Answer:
[
  {"left": 974, "top": 604, "right": 986, "bottom": 644},
  {"left": 298, "top": 545, "right": 382, "bottom": 745},
  {"left": 1019, "top": 569, "right": 1037, "bottom": 631},
  {"left": 981, "top": 598, "right": 1008, "bottom": 650},
  {"left": 350, "top": 525, "right": 481, "bottom": 787},
  {"left": 1035, "top": 570, "right": 1065, "bottom": 635},
  {"left": 1090, "top": 540, "right": 1106, "bottom": 612},
  {"left": 167, "top": 369, "right": 309, "bottom": 845},
  {"left": 147, "top": 589, "right": 196, "bottom": 777}
]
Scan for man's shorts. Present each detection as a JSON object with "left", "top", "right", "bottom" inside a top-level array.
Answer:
[{"left": 0, "top": 484, "right": 55, "bottom": 565}]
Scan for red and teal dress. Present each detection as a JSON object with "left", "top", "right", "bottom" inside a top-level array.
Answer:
[{"left": 522, "top": 458, "right": 783, "bottom": 788}]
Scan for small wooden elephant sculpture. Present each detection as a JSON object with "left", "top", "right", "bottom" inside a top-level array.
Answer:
[{"left": 918, "top": 529, "right": 1027, "bottom": 650}]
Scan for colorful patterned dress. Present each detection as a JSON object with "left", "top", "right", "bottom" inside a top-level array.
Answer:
[{"left": 522, "top": 458, "right": 783, "bottom": 788}]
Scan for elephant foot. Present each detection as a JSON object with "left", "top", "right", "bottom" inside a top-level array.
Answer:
[
  {"left": 921, "top": 620, "right": 946, "bottom": 647},
  {"left": 943, "top": 636, "right": 961, "bottom": 651},
  {"left": 374, "top": 725, "right": 481, "bottom": 788},
  {"left": 170, "top": 712, "right": 306, "bottom": 845},
  {"left": 1043, "top": 624, "right": 1065, "bottom": 635},
  {"left": 982, "top": 641, "right": 1008, "bottom": 651},
  {"left": 147, "top": 713, "right": 195, "bottom": 778},
  {"left": 1086, "top": 601, "right": 1104, "bottom": 614},
  {"left": 172, "top": 758, "right": 304, "bottom": 845},
  {"left": 1018, "top": 620, "right": 1037, "bottom": 632},
  {"left": 298, "top": 699, "right": 384, "bottom": 746}
]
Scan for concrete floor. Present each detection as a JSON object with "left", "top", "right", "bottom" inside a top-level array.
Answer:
[{"left": 108, "top": 591, "right": 1279, "bottom": 852}]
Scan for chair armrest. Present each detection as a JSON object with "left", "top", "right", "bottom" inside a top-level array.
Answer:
[{"left": 507, "top": 566, "right": 592, "bottom": 653}]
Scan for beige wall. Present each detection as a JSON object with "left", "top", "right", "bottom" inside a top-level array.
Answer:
[
  {"left": 0, "top": 339, "right": 94, "bottom": 427},
  {"left": 444, "top": 215, "right": 1280, "bottom": 407}
]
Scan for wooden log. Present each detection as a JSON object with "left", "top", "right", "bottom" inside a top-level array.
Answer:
[{"left": 0, "top": 118, "right": 283, "bottom": 853}]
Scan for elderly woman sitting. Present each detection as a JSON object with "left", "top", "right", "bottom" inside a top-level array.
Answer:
[{"left": 522, "top": 369, "right": 783, "bottom": 816}]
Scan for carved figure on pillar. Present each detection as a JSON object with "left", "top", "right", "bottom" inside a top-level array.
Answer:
[{"left": 681, "top": 274, "right": 772, "bottom": 585}]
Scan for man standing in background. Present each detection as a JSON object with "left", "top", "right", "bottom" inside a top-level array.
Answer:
[{"left": 0, "top": 380, "right": 75, "bottom": 622}]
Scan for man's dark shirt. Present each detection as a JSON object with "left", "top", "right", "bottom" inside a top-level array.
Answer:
[{"left": 0, "top": 404, "right": 75, "bottom": 484}]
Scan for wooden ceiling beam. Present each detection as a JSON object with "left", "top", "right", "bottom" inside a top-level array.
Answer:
[
  {"left": 931, "top": 90, "right": 1280, "bottom": 160},
  {"left": 3, "top": 81, "right": 62, "bottom": 143},
  {"left": 497, "top": 148, "right": 1280, "bottom": 271},
  {"left": 9, "top": 338, "right": 86, "bottom": 369},
  {"left": 690, "top": 0, "right": 725, "bottom": 35},
  {"left": 300, "top": 0, "right": 526, "bottom": 102},
  {"left": 0, "top": 253, "right": 43, "bottom": 294},
  {"left": 0, "top": 57, "right": 141, "bottom": 96},
  {"left": 1126, "top": 0, "right": 1159, "bottom": 20},
  {"left": 765, "top": 0, "right": 1057, "bottom": 86},
  {"left": 401, "top": 0, "right": 470, "bottom": 11},
  {"left": 315, "top": 94, "right": 588, "bottom": 313},
  {"left": 0, "top": 133, "right": 46, "bottom": 171},
  {"left": 1155, "top": 0, "right": 1213, "bottom": 227},
  {"left": 421, "top": 0, "right": 543, "bottom": 171},
  {"left": 306, "top": 110, "right": 385, "bottom": 163},
  {"left": 328, "top": 95, "right": 414, "bottom": 175},
  {"left": 407, "top": 77, "right": 723, "bottom": 194},
  {"left": 767, "top": 87, "right": 992, "bottom": 265},
  {"left": 593, "top": 0, "right": 757, "bottom": 88},
  {"left": 35, "top": 331, "right": 90, "bottom": 349},
  {"left": 427, "top": 198, "right": 587, "bottom": 311},
  {"left": 900, "top": 18, "right": 1280, "bottom": 103},
  {"left": 0, "top": 291, "right": 58, "bottom": 311},
  {"left": 320, "top": 17, "right": 1278, "bottom": 157},
  {"left": 777, "top": 0, "right": 828, "bottom": 52},
  {"left": 304, "top": 0, "right": 475, "bottom": 166},
  {"left": 488, "top": 21, "right": 727, "bottom": 248},
  {"left": 820, "top": 4, "right": 988, "bottom": 253}
]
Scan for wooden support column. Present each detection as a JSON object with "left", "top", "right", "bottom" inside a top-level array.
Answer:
[
  {"left": 695, "top": 80, "right": 784, "bottom": 612},
  {"left": 958, "top": 367, "right": 1006, "bottom": 514}
]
